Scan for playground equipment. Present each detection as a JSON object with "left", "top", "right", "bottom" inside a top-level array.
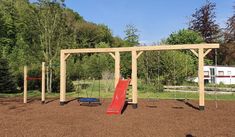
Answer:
[
  {"left": 60, "top": 44, "right": 219, "bottom": 110},
  {"left": 23, "top": 62, "right": 46, "bottom": 104},
  {"left": 106, "top": 79, "right": 130, "bottom": 114},
  {"left": 76, "top": 55, "right": 103, "bottom": 106},
  {"left": 78, "top": 79, "right": 102, "bottom": 106}
]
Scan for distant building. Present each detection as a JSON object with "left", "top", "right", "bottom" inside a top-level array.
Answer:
[{"left": 195, "top": 66, "right": 235, "bottom": 84}]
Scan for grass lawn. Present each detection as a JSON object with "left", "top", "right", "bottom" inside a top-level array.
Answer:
[
  {"left": 1, "top": 80, "right": 235, "bottom": 101},
  {"left": 1, "top": 90, "right": 235, "bottom": 101}
]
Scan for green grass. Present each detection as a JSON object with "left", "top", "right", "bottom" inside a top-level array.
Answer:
[
  {"left": 137, "top": 91, "right": 235, "bottom": 100},
  {"left": 1, "top": 79, "right": 235, "bottom": 101},
  {"left": 1, "top": 90, "right": 235, "bottom": 101}
]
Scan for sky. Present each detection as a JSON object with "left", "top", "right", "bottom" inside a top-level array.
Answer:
[{"left": 32, "top": 0, "right": 234, "bottom": 44}]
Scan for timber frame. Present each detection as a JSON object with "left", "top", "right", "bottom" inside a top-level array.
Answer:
[
  {"left": 23, "top": 62, "right": 46, "bottom": 104},
  {"left": 60, "top": 44, "right": 219, "bottom": 110}
]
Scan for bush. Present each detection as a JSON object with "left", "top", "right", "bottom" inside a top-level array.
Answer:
[
  {"left": 0, "top": 58, "right": 17, "bottom": 93},
  {"left": 28, "top": 69, "right": 41, "bottom": 90},
  {"left": 138, "top": 78, "right": 164, "bottom": 93},
  {"left": 15, "top": 67, "right": 42, "bottom": 91},
  {"left": 52, "top": 75, "right": 74, "bottom": 92}
]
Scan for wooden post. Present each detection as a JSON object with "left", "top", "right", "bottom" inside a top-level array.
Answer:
[
  {"left": 41, "top": 62, "right": 45, "bottom": 104},
  {"left": 60, "top": 51, "right": 66, "bottom": 105},
  {"left": 132, "top": 50, "right": 138, "bottom": 108},
  {"left": 198, "top": 48, "right": 205, "bottom": 110},
  {"left": 23, "top": 66, "right": 27, "bottom": 103},
  {"left": 114, "top": 51, "right": 120, "bottom": 87}
]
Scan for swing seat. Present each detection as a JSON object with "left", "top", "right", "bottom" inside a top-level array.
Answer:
[
  {"left": 79, "top": 97, "right": 101, "bottom": 106},
  {"left": 79, "top": 98, "right": 100, "bottom": 103}
]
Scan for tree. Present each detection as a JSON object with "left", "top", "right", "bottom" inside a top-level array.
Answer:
[
  {"left": 189, "top": 1, "right": 220, "bottom": 43},
  {"left": 29, "top": 0, "right": 67, "bottom": 92},
  {"left": 139, "top": 29, "right": 202, "bottom": 86},
  {"left": 120, "top": 24, "right": 140, "bottom": 78},
  {"left": 124, "top": 24, "right": 139, "bottom": 46},
  {"left": 0, "top": 57, "right": 16, "bottom": 93},
  {"left": 224, "top": 4, "right": 235, "bottom": 44},
  {"left": 219, "top": 5, "right": 235, "bottom": 65},
  {"left": 75, "top": 22, "right": 113, "bottom": 49},
  {"left": 166, "top": 29, "right": 204, "bottom": 44},
  {"left": 0, "top": 0, "right": 18, "bottom": 55}
]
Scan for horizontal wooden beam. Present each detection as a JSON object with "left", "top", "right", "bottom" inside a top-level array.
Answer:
[{"left": 62, "top": 44, "right": 219, "bottom": 54}]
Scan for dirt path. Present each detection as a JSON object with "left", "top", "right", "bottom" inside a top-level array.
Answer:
[{"left": 0, "top": 98, "right": 234, "bottom": 137}]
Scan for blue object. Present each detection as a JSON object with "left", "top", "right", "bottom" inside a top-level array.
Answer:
[{"left": 79, "top": 98, "right": 99, "bottom": 103}]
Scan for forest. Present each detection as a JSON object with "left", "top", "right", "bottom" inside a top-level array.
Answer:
[{"left": 0, "top": 0, "right": 235, "bottom": 94}]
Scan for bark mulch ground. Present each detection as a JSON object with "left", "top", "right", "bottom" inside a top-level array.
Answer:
[{"left": 0, "top": 98, "right": 234, "bottom": 137}]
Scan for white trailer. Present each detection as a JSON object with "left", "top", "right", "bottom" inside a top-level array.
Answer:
[{"left": 196, "top": 65, "right": 235, "bottom": 84}]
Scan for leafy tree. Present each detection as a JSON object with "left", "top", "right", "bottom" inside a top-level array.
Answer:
[
  {"left": 0, "top": 0, "right": 18, "bottom": 55},
  {"left": 112, "top": 36, "right": 126, "bottom": 47},
  {"left": 189, "top": 1, "right": 221, "bottom": 64},
  {"left": 75, "top": 22, "right": 113, "bottom": 49},
  {"left": 224, "top": 5, "right": 235, "bottom": 43},
  {"left": 124, "top": 24, "right": 139, "bottom": 46},
  {"left": 121, "top": 24, "right": 140, "bottom": 77},
  {"left": 219, "top": 5, "right": 235, "bottom": 65},
  {"left": 0, "top": 57, "right": 16, "bottom": 93},
  {"left": 139, "top": 29, "right": 202, "bottom": 86},
  {"left": 28, "top": 0, "right": 67, "bottom": 92},
  {"left": 166, "top": 29, "right": 204, "bottom": 44},
  {"left": 189, "top": 1, "right": 220, "bottom": 43}
]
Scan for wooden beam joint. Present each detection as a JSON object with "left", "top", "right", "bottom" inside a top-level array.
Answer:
[
  {"left": 136, "top": 51, "right": 143, "bottom": 59},
  {"left": 203, "top": 49, "right": 212, "bottom": 57},
  {"left": 64, "top": 53, "right": 70, "bottom": 60},
  {"left": 109, "top": 52, "right": 115, "bottom": 59},
  {"left": 190, "top": 49, "right": 198, "bottom": 57}
]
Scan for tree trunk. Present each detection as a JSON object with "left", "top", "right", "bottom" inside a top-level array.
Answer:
[
  {"left": 49, "top": 60, "right": 52, "bottom": 93},
  {"left": 46, "top": 65, "right": 50, "bottom": 93}
]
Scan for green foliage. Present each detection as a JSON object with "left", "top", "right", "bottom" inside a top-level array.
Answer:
[
  {"left": 121, "top": 52, "right": 132, "bottom": 78},
  {"left": 160, "top": 51, "right": 196, "bottom": 85},
  {"left": 27, "top": 69, "right": 42, "bottom": 90},
  {"left": 52, "top": 75, "right": 74, "bottom": 92},
  {"left": 0, "top": 0, "right": 229, "bottom": 94},
  {"left": 119, "top": 24, "right": 140, "bottom": 78},
  {"left": 139, "top": 50, "right": 196, "bottom": 86},
  {"left": 75, "top": 22, "right": 113, "bottom": 49},
  {"left": 0, "top": 0, "right": 18, "bottom": 53},
  {"left": 124, "top": 24, "right": 139, "bottom": 46},
  {"left": 0, "top": 57, "right": 17, "bottom": 93},
  {"left": 139, "top": 29, "right": 203, "bottom": 87},
  {"left": 166, "top": 29, "right": 204, "bottom": 44}
]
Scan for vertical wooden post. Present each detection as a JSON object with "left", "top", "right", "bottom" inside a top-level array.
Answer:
[
  {"left": 132, "top": 50, "right": 138, "bottom": 108},
  {"left": 114, "top": 51, "right": 120, "bottom": 87},
  {"left": 23, "top": 66, "right": 27, "bottom": 103},
  {"left": 41, "top": 62, "right": 45, "bottom": 104},
  {"left": 60, "top": 51, "right": 66, "bottom": 105},
  {"left": 198, "top": 48, "right": 205, "bottom": 110}
]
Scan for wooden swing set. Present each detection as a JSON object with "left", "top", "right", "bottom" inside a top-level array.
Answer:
[{"left": 60, "top": 43, "right": 219, "bottom": 110}]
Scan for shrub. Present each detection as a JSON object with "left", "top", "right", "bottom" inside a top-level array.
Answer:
[
  {"left": 0, "top": 58, "right": 17, "bottom": 93},
  {"left": 52, "top": 75, "right": 74, "bottom": 92}
]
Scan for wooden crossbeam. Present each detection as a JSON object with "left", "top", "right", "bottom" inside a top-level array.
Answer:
[{"left": 62, "top": 44, "right": 219, "bottom": 54}]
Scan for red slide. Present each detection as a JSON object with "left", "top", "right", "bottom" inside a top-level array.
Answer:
[{"left": 106, "top": 79, "right": 130, "bottom": 115}]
